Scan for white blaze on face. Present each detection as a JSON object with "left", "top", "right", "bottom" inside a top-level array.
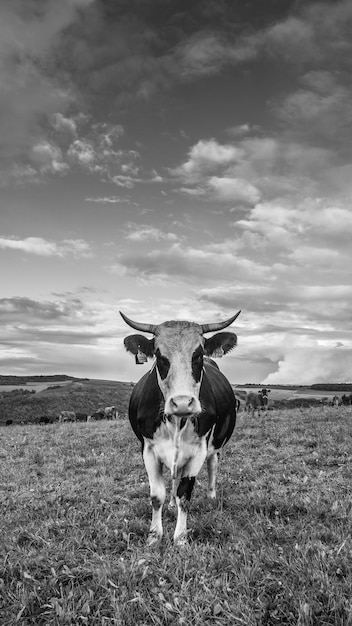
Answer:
[{"left": 154, "top": 322, "right": 204, "bottom": 416}]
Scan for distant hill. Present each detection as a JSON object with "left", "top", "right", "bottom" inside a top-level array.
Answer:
[
  {"left": 0, "top": 378, "right": 135, "bottom": 424},
  {"left": 0, "top": 374, "right": 82, "bottom": 385}
]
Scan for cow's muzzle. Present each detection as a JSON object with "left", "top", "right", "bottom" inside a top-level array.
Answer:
[{"left": 167, "top": 394, "right": 200, "bottom": 416}]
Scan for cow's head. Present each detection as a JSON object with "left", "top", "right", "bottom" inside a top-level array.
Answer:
[
  {"left": 260, "top": 388, "right": 271, "bottom": 406},
  {"left": 120, "top": 311, "right": 240, "bottom": 417}
]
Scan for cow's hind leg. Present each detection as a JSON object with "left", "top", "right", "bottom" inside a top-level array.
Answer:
[
  {"left": 143, "top": 444, "right": 165, "bottom": 546},
  {"left": 207, "top": 451, "right": 219, "bottom": 499}
]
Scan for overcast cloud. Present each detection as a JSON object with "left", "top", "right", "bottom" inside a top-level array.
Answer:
[{"left": 1, "top": 0, "right": 351, "bottom": 384}]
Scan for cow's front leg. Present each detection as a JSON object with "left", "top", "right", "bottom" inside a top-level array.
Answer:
[
  {"left": 168, "top": 478, "right": 177, "bottom": 510},
  {"left": 143, "top": 442, "right": 165, "bottom": 546},
  {"left": 174, "top": 444, "right": 207, "bottom": 544},
  {"left": 207, "top": 451, "right": 219, "bottom": 499}
]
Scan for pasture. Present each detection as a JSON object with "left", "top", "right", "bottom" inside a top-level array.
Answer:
[{"left": 0, "top": 406, "right": 351, "bottom": 625}]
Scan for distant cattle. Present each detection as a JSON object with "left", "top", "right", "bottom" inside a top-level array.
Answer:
[
  {"left": 245, "top": 389, "right": 271, "bottom": 417},
  {"left": 39, "top": 415, "right": 52, "bottom": 424},
  {"left": 5, "top": 419, "right": 13, "bottom": 426},
  {"left": 331, "top": 395, "right": 340, "bottom": 407},
  {"left": 121, "top": 309, "right": 240, "bottom": 545},
  {"left": 87, "top": 409, "right": 105, "bottom": 422},
  {"left": 59, "top": 411, "right": 76, "bottom": 423},
  {"left": 235, "top": 397, "right": 241, "bottom": 412},
  {"left": 103, "top": 406, "right": 118, "bottom": 420},
  {"left": 87, "top": 407, "right": 118, "bottom": 421},
  {"left": 75, "top": 412, "right": 88, "bottom": 422},
  {"left": 341, "top": 394, "right": 352, "bottom": 406}
]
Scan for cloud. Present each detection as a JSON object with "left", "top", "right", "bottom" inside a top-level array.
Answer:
[
  {"left": 125, "top": 224, "right": 180, "bottom": 242},
  {"left": 207, "top": 176, "right": 260, "bottom": 204},
  {"left": 31, "top": 141, "right": 69, "bottom": 175},
  {"left": 171, "top": 139, "right": 241, "bottom": 182},
  {"left": 112, "top": 242, "right": 268, "bottom": 284},
  {"left": 0, "top": 0, "right": 96, "bottom": 181},
  {"left": 85, "top": 196, "right": 132, "bottom": 204},
  {"left": 175, "top": 32, "right": 258, "bottom": 77},
  {"left": 0, "top": 296, "right": 85, "bottom": 323},
  {"left": 263, "top": 346, "right": 352, "bottom": 385},
  {"left": 0, "top": 236, "right": 92, "bottom": 258}
]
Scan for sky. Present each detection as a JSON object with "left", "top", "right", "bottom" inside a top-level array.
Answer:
[{"left": 1, "top": 0, "right": 352, "bottom": 385}]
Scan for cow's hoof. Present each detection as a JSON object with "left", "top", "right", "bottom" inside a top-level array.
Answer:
[
  {"left": 146, "top": 531, "right": 162, "bottom": 547},
  {"left": 174, "top": 533, "right": 189, "bottom": 548}
]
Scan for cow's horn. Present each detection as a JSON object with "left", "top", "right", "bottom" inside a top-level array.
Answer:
[
  {"left": 119, "top": 311, "right": 158, "bottom": 334},
  {"left": 201, "top": 311, "right": 241, "bottom": 333}
]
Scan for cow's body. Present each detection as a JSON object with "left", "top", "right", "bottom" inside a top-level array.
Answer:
[
  {"left": 75, "top": 412, "right": 88, "bottom": 422},
  {"left": 87, "top": 410, "right": 105, "bottom": 421},
  {"left": 59, "top": 410, "right": 76, "bottom": 423},
  {"left": 245, "top": 389, "right": 271, "bottom": 417},
  {"left": 104, "top": 406, "right": 117, "bottom": 420},
  {"left": 121, "top": 310, "right": 240, "bottom": 545},
  {"left": 341, "top": 394, "right": 352, "bottom": 406},
  {"left": 39, "top": 415, "right": 52, "bottom": 424}
]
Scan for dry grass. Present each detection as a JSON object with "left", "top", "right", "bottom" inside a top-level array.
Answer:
[{"left": 0, "top": 405, "right": 351, "bottom": 625}]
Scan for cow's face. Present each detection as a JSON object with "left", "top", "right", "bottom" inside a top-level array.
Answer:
[
  {"left": 153, "top": 322, "right": 204, "bottom": 416},
  {"left": 123, "top": 320, "right": 237, "bottom": 417},
  {"left": 260, "top": 388, "right": 270, "bottom": 406}
]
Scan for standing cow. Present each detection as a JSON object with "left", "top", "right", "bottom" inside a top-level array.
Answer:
[
  {"left": 341, "top": 394, "right": 352, "bottom": 406},
  {"left": 245, "top": 389, "right": 271, "bottom": 417},
  {"left": 104, "top": 406, "right": 118, "bottom": 420},
  {"left": 120, "top": 309, "right": 240, "bottom": 545},
  {"left": 58, "top": 411, "right": 76, "bottom": 423}
]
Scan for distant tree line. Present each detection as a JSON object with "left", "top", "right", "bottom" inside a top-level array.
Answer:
[
  {"left": 0, "top": 375, "right": 86, "bottom": 385},
  {"left": 310, "top": 384, "right": 352, "bottom": 391}
]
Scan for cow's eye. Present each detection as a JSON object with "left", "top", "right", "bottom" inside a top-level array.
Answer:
[
  {"left": 192, "top": 347, "right": 204, "bottom": 382},
  {"left": 155, "top": 349, "right": 170, "bottom": 380}
]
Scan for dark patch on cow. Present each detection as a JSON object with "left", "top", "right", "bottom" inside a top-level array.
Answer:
[
  {"left": 177, "top": 476, "right": 195, "bottom": 501},
  {"left": 124, "top": 335, "right": 154, "bottom": 359},
  {"left": 129, "top": 369, "right": 164, "bottom": 444},
  {"left": 151, "top": 495, "right": 162, "bottom": 510},
  {"left": 192, "top": 346, "right": 204, "bottom": 382},
  {"left": 204, "top": 332, "right": 237, "bottom": 357},
  {"left": 155, "top": 348, "right": 171, "bottom": 380}
]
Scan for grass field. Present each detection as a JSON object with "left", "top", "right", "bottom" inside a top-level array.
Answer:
[{"left": 1, "top": 405, "right": 351, "bottom": 625}]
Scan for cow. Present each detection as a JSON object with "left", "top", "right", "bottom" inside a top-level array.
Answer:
[
  {"left": 87, "top": 409, "right": 105, "bottom": 422},
  {"left": 75, "top": 412, "right": 88, "bottom": 422},
  {"left": 39, "top": 415, "right": 52, "bottom": 424},
  {"left": 245, "top": 389, "right": 271, "bottom": 417},
  {"left": 58, "top": 411, "right": 76, "bottom": 423},
  {"left": 5, "top": 419, "right": 13, "bottom": 426},
  {"left": 341, "top": 394, "right": 352, "bottom": 406},
  {"left": 235, "top": 397, "right": 241, "bottom": 412},
  {"left": 104, "top": 406, "right": 118, "bottom": 420},
  {"left": 331, "top": 395, "right": 340, "bottom": 407},
  {"left": 120, "top": 309, "right": 240, "bottom": 546}
]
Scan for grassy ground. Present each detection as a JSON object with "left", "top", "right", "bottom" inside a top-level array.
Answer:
[{"left": 0, "top": 406, "right": 351, "bottom": 625}]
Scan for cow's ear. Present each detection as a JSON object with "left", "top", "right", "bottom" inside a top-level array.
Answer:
[
  {"left": 123, "top": 334, "right": 155, "bottom": 361},
  {"left": 204, "top": 332, "right": 237, "bottom": 357}
]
